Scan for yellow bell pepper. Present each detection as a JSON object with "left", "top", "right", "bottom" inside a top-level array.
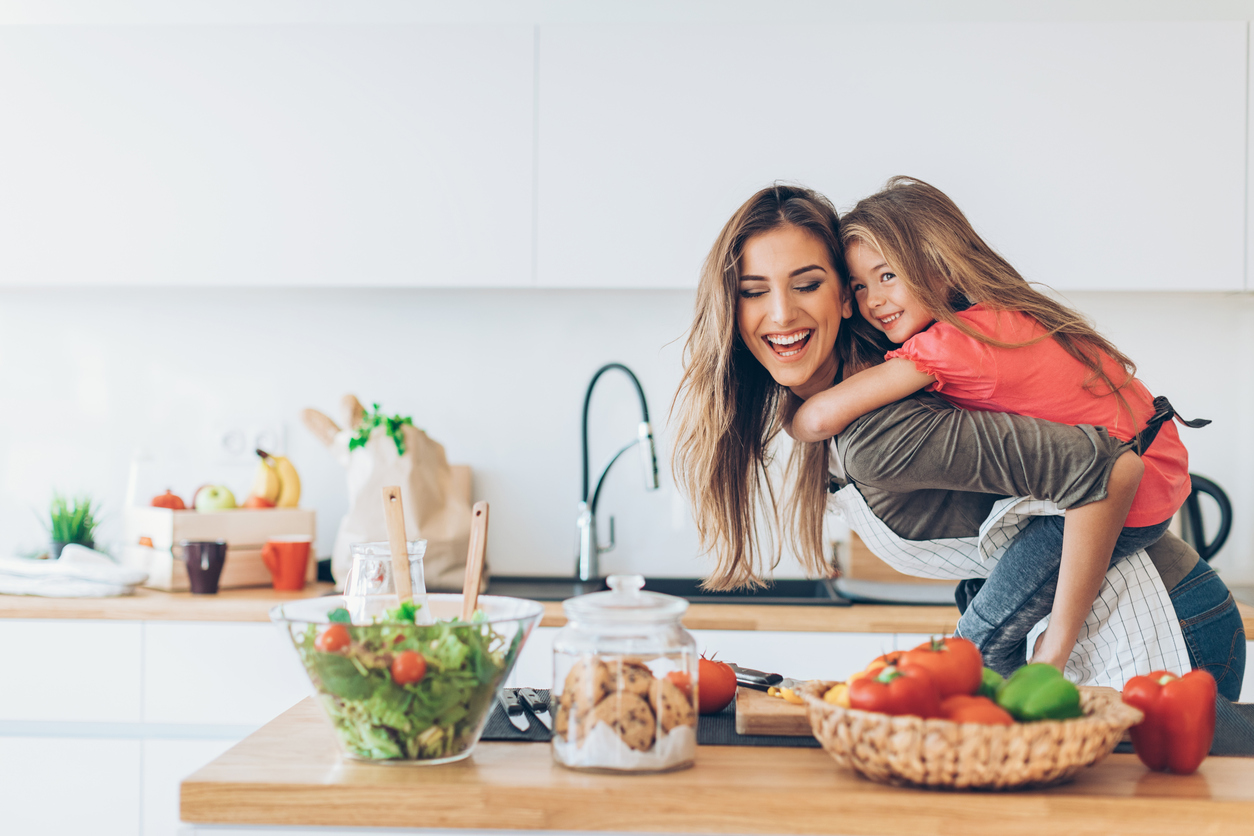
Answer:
[{"left": 823, "top": 682, "right": 851, "bottom": 708}]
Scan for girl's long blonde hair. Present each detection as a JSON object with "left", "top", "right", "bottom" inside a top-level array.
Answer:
[
  {"left": 840, "top": 176, "right": 1136, "bottom": 403},
  {"left": 671, "top": 184, "right": 888, "bottom": 590}
]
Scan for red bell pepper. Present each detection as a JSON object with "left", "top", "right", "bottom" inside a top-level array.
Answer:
[
  {"left": 848, "top": 664, "right": 939, "bottom": 719},
  {"left": 1121, "top": 669, "right": 1217, "bottom": 775}
]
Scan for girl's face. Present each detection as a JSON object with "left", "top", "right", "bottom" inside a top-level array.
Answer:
[
  {"left": 846, "top": 240, "right": 935, "bottom": 344},
  {"left": 736, "top": 225, "right": 851, "bottom": 398}
]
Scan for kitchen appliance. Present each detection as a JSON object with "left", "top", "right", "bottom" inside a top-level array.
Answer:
[{"left": 1181, "top": 473, "right": 1232, "bottom": 562}]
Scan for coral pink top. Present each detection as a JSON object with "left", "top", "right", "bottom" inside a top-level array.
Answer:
[{"left": 886, "top": 305, "right": 1189, "bottom": 527}]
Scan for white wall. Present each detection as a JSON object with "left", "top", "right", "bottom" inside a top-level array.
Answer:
[
  {"left": 1, "top": 1, "right": 1253, "bottom": 584},
  {"left": 2, "top": 287, "right": 1251, "bottom": 583}
]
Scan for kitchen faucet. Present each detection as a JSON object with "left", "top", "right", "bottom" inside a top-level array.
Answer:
[{"left": 577, "top": 363, "right": 660, "bottom": 582}]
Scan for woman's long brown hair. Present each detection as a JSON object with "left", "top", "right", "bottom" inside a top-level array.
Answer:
[
  {"left": 840, "top": 177, "right": 1137, "bottom": 407},
  {"left": 670, "top": 184, "right": 887, "bottom": 590}
]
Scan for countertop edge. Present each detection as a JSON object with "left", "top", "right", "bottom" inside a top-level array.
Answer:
[{"left": 2, "top": 587, "right": 1250, "bottom": 637}]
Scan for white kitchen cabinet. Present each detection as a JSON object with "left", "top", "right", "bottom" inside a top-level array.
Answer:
[
  {"left": 143, "top": 737, "right": 242, "bottom": 836},
  {"left": 538, "top": 22, "right": 1245, "bottom": 292},
  {"left": 143, "top": 622, "right": 311, "bottom": 725},
  {"left": 0, "top": 736, "right": 142, "bottom": 836},
  {"left": 0, "top": 619, "right": 142, "bottom": 722},
  {"left": 0, "top": 24, "right": 534, "bottom": 287}
]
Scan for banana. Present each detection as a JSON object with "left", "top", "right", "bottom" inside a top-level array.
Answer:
[
  {"left": 250, "top": 453, "right": 282, "bottom": 504},
  {"left": 271, "top": 454, "right": 302, "bottom": 508}
]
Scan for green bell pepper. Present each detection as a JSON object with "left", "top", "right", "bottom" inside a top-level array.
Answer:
[
  {"left": 977, "top": 667, "right": 1005, "bottom": 700},
  {"left": 995, "top": 663, "right": 1083, "bottom": 721}
]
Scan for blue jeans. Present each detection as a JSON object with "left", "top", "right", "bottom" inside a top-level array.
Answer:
[
  {"left": 955, "top": 516, "right": 1245, "bottom": 699},
  {"left": 955, "top": 515, "right": 1169, "bottom": 677},
  {"left": 1168, "top": 559, "right": 1247, "bottom": 701}
]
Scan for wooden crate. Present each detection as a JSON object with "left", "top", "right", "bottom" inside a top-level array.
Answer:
[
  {"left": 840, "top": 532, "right": 955, "bottom": 586},
  {"left": 119, "top": 507, "right": 317, "bottom": 591}
]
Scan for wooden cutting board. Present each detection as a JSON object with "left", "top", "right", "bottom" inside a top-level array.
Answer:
[{"left": 734, "top": 686, "right": 813, "bottom": 737}]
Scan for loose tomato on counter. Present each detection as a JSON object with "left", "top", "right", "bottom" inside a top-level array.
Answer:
[
  {"left": 666, "top": 670, "right": 693, "bottom": 698},
  {"left": 315, "top": 623, "right": 351, "bottom": 653},
  {"left": 698, "top": 657, "right": 737, "bottom": 714},
  {"left": 848, "top": 665, "right": 939, "bottom": 718},
  {"left": 898, "top": 637, "right": 983, "bottom": 698},
  {"left": 1122, "top": 669, "right": 1216, "bottom": 775}
]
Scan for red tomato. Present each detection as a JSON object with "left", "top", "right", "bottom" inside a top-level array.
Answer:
[
  {"left": 698, "top": 657, "right": 737, "bottom": 714},
  {"left": 848, "top": 665, "right": 939, "bottom": 718},
  {"left": 391, "top": 651, "right": 427, "bottom": 685},
  {"left": 314, "top": 623, "right": 350, "bottom": 653},
  {"left": 899, "top": 637, "right": 983, "bottom": 698},
  {"left": 939, "top": 694, "right": 1014, "bottom": 726},
  {"left": 666, "top": 670, "right": 693, "bottom": 698}
]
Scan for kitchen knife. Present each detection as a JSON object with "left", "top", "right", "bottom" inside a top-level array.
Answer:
[
  {"left": 517, "top": 688, "right": 553, "bottom": 731},
  {"left": 498, "top": 689, "right": 531, "bottom": 732},
  {"left": 730, "top": 663, "right": 783, "bottom": 691}
]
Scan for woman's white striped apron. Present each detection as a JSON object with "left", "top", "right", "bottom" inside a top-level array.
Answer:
[{"left": 828, "top": 467, "right": 1190, "bottom": 688}]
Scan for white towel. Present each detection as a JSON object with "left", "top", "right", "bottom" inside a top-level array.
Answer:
[{"left": 0, "top": 545, "right": 149, "bottom": 597}]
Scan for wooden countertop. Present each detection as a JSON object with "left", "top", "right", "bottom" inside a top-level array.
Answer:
[
  {"left": 3, "top": 586, "right": 1251, "bottom": 636},
  {"left": 181, "top": 698, "right": 1254, "bottom": 835}
]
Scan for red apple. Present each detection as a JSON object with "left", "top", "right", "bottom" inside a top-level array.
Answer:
[{"left": 242, "top": 494, "right": 276, "bottom": 509}]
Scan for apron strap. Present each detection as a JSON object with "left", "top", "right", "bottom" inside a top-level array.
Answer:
[{"left": 1134, "top": 396, "right": 1210, "bottom": 455}]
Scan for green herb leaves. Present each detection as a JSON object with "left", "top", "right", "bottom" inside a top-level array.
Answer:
[
  {"left": 347, "top": 402, "right": 416, "bottom": 457},
  {"left": 47, "top": 493, "right": 100, "bottom": 545}
]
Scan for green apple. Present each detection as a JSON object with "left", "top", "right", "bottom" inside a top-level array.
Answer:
[{"left": 194, "top": 484, "right": 237, "bottom": 511}]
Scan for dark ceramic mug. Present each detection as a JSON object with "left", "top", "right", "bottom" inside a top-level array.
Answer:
[{"left": 180, "top": 540, "right": 228, "bottom": 594}]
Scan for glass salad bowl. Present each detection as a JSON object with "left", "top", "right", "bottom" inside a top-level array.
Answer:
[{"left": 271, "top": 593, "right": 544, "bottom": 765}]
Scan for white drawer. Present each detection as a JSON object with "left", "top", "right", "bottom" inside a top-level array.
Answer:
[
  {"left": 142, "top": 622, "right": 311, "bottom": 726},
  {"left": 0, "top": 620, "right": 142, "bottom": 722},
  {"left": 0, "top": 736, "right": 141, "bottom": 836},
  {"left": 143, "top": 737, "right": 242, "bottom": 836}
]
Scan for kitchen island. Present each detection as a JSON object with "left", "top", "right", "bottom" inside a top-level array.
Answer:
[
  {"left": 180, "top": 697, "right": 1254, "bottom": 836},
  {"left": 4, "top": 587, "right": 1253, "bottom": 836}
]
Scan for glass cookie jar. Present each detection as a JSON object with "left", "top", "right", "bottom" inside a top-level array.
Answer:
[{"left": 551, "top": 574, "right": 698, "bottom": 773}]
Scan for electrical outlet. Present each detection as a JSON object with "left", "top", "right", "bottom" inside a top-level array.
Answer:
[{"left": 214, "top": 423, "right": 286, "bottom": 466}]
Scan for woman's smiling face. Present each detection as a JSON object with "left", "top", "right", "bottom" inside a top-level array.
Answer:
[{"left": 736, "top": 225, "right": 851, "bottom": 398}]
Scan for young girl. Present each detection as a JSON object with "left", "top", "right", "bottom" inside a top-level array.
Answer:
[{"left": 790, "top": 177, "right": 1203, "bottom": 672}]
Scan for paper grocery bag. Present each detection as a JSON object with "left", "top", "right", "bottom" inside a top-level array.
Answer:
[{"left": 330, "top": 424, "right": 481, "bottom": 592}]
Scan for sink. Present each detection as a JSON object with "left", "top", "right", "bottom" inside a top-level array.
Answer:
[{"left": 485, "top": 575, "right": 851, "bottom": 606}]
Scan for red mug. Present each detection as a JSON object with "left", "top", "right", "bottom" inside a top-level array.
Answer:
[{"left": 261, "top": 535, "right": 312, "bottom": 591}]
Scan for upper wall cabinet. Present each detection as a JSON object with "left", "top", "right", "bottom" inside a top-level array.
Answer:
[
  {"left": 537, "top": 23, "right": 1246, "bottom": 291},
  {"left": 0, "top": 25, "right": 534, "bottom": 286}
]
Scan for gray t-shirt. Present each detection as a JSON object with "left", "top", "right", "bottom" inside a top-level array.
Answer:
[{"left": 832, "top": 392, "right": 1198, "bottom": 590}]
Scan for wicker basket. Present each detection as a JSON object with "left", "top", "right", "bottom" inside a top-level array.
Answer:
[{"left": 801, "top": 680, "right": 1144, "bottom": 790}]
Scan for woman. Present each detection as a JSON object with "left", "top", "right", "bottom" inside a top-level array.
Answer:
[{"left": 671, "top": 183, "right": 1244, "bottom": 697}]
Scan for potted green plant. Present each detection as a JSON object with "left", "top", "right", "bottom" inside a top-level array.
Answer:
[{"left": 47, "top": 493, "right": 100, "bottom": 558}]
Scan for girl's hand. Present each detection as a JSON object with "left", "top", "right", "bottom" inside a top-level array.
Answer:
[{"left": 791, "top": 357, "right": 935, "bottom": 442}]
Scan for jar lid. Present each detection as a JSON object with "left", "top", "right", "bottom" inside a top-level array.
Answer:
[{"left": 562, "top": 574, "right": 689, "bottom": 624}]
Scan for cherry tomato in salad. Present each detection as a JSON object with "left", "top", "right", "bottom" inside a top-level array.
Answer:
[
  {"left": 391, "top": 651, "right": 427, "bottom": 685},
  {"left": 698, "top": 657, "right": 737, "bottom": 714},
  {"left": 314, "top": 622, "right": 350, "bottom": 653}
]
